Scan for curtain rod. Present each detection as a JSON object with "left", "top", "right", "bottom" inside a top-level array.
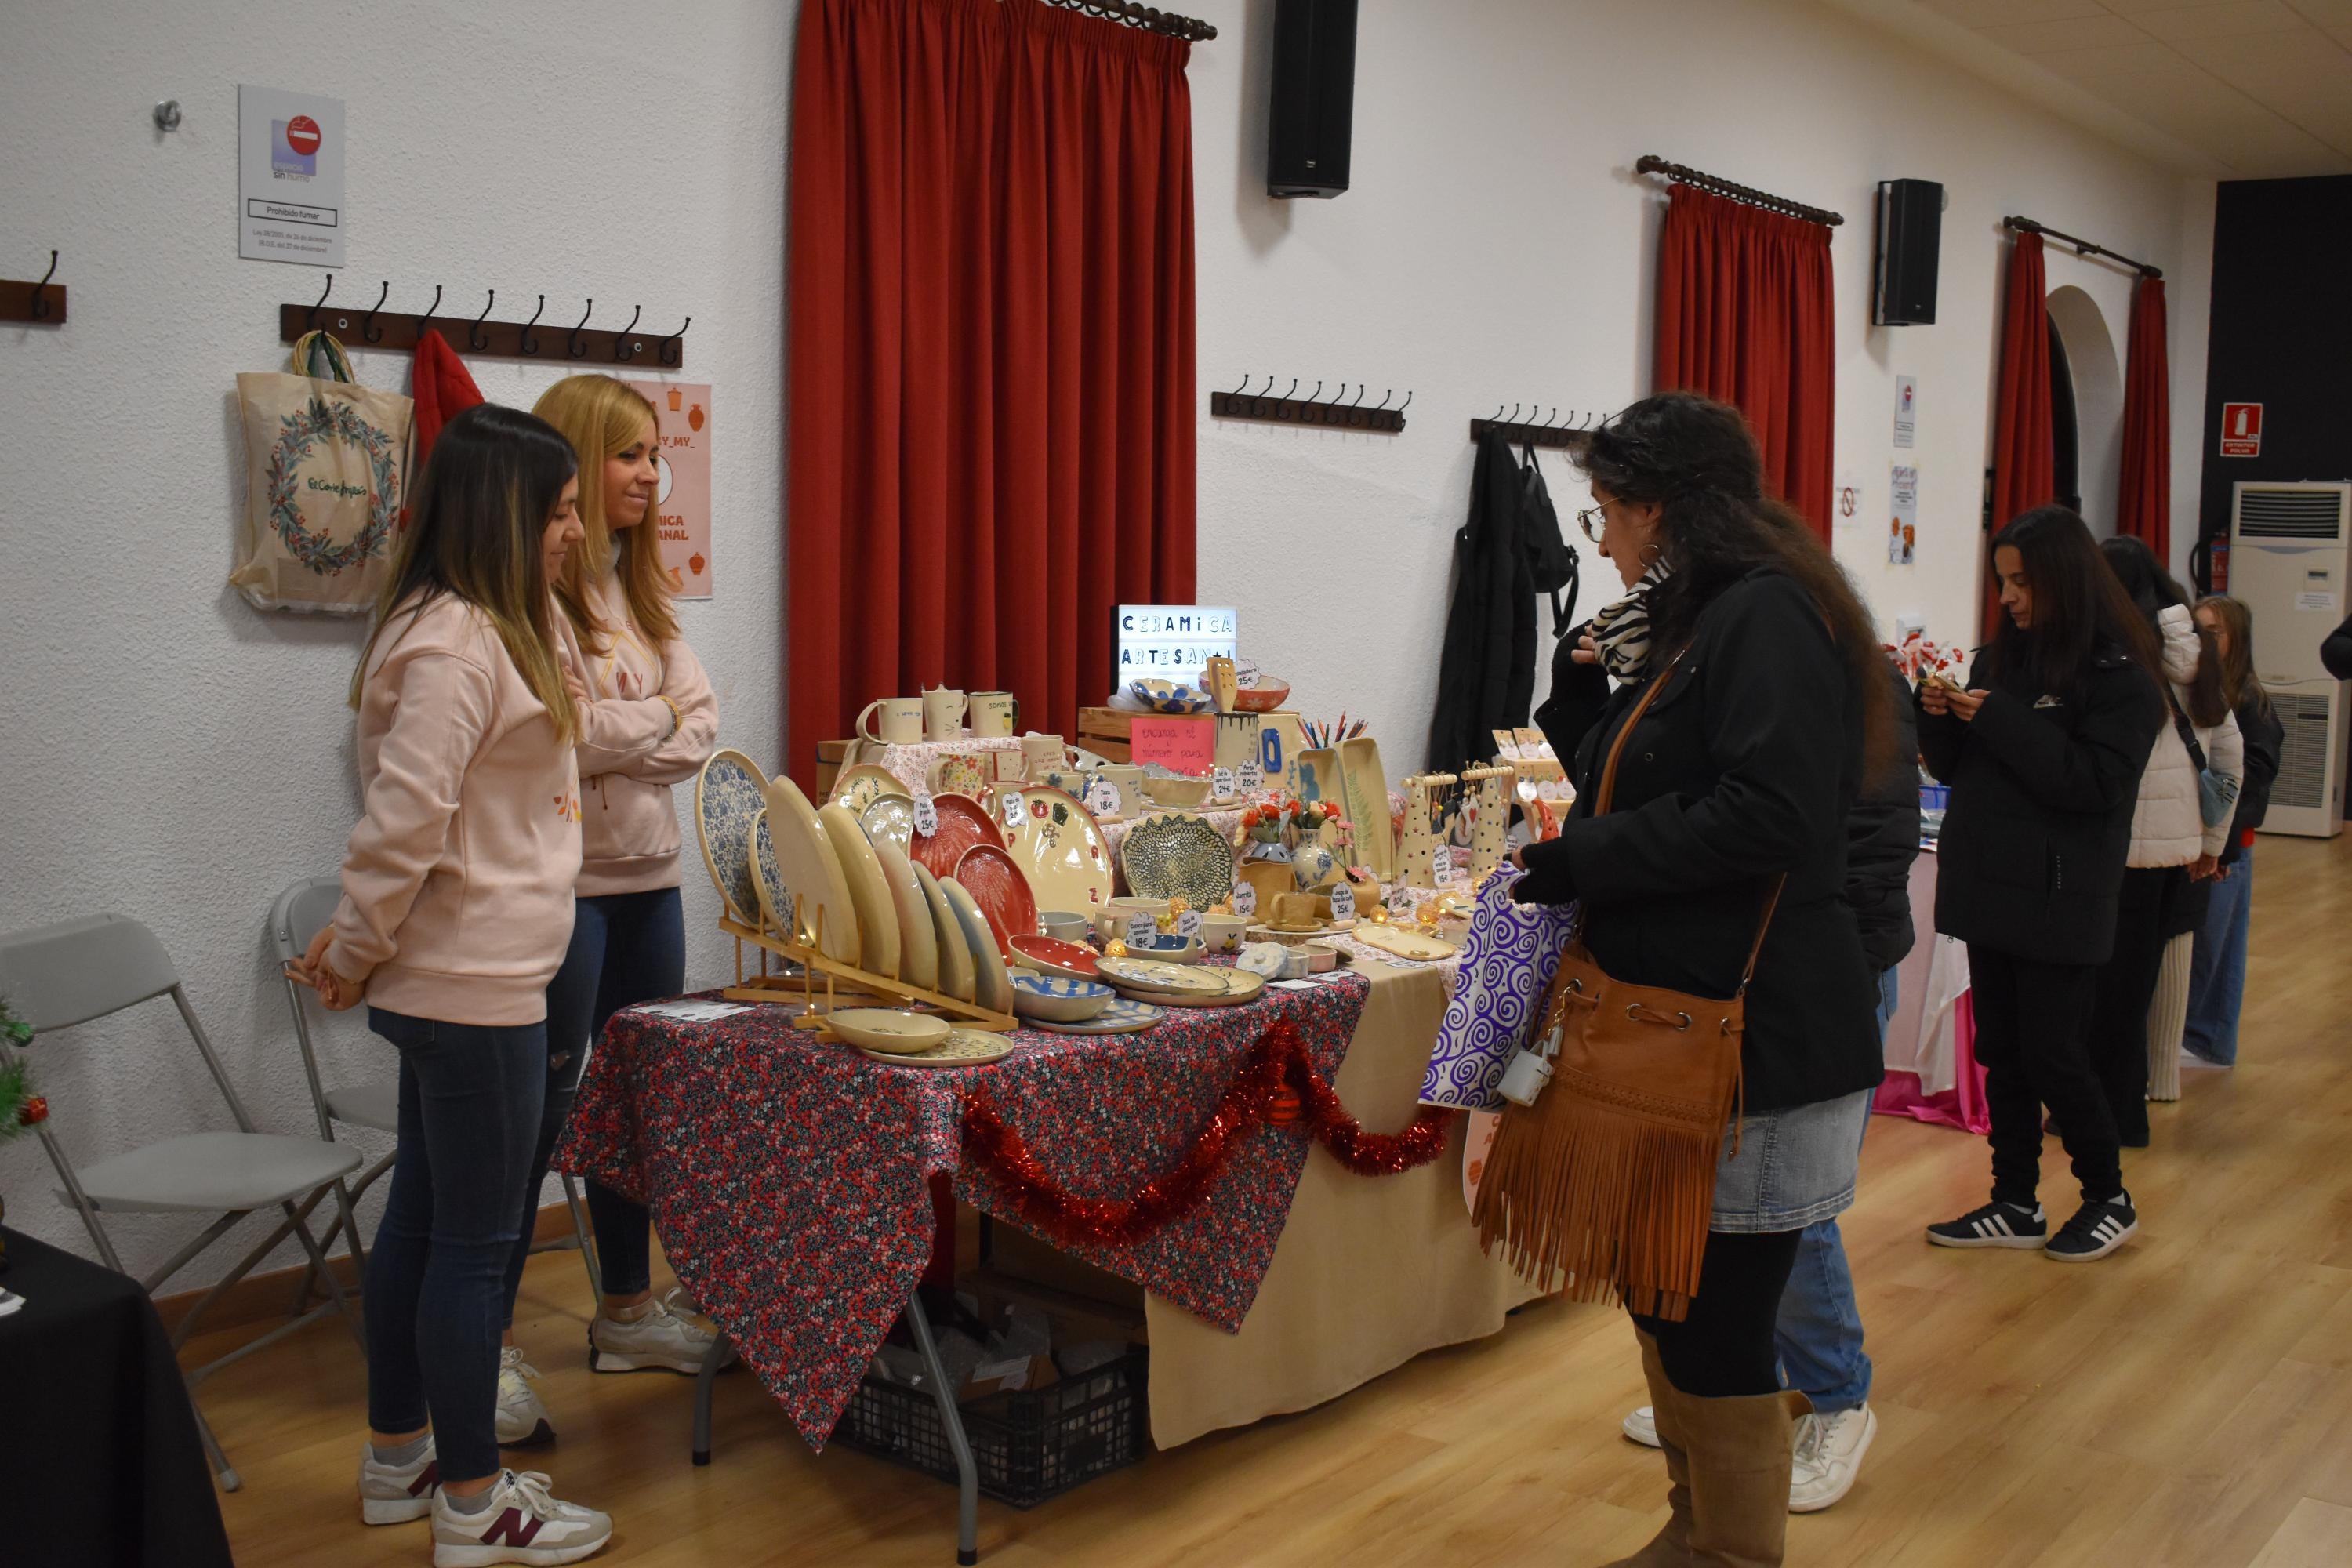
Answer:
[
  {"left": 2004, "top": 216, "right": 2160, "bottom": 280},
  {"left": 1036, "top": 0, "right": 1217, "bottom": 42},
  {"left": 1635, "top": 154, "right": 1843, "bottom": 227}
]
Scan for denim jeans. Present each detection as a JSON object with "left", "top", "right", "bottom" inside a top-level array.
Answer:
[
  {"left": 1770, "top": 965, "right": 1896, "bottom": 1415},
  {"left": 2183, "top": 849, "right": 2253, "bottom": 1065},
  {"left": 365, "top": 1008, "right": 546, "bottom": 1481},
  {"left": 501, "top": 887, "right": 685, "bottom": 1322}
]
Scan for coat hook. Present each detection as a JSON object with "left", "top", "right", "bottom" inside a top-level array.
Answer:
[
  {"left": 658, "top": 316, "right": 689, "bottom": 367},
  {"left": 307, "top": 274, "right": 334, "bottom": 329},
  {"left": 28, "top": 250, "right": 58, "bottom": 321},
  {"left": 519, "top": 294, "right": 545, "bottom": 356},
  {"left": 1374, "top": 389, "right": 1392, "bottom": 410},
  {"left": 469, "top": 290, "right": 496, "bottom": 351},
  {"left": 1351, "top": 385, "right": 1367, "bottom": 407},
  {"left": 567, "top": 299, "right": 594, "bottom": 359},
  {"left": 418, "top": 284, "right": 442, "bottom": 330},
  {"left": 612, "top": 303, "right": 642, "bottom": 362},
  {"left": 361, "top": 280, "right": 390, "bottom": 343},
  {"left": 1232, "top": 372, "right": 1254, "bottom": 396},
  {"left": 1307, "top": 381, "right": 1323, "bottom": 404},
  {"left": 1283, "top": 378, "right": 1298, "bottom": 401},
  {"left": 1398, "top": 390, "right": 1413, "bottom": 413}
]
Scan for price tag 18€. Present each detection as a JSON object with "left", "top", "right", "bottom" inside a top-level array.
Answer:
[
  {"left": 1089, "top": 778, "right": 1123, "bottom": 819},
  {"left": 1213, "top": 766, "right": 1237, "bottom": 800},
  {"left": 1176, "top": 909, "right": 1203, "bottom": 940},
  {"left": 1328, "top": 881, "right": 1356, "bottom": 923},
  {"left": 1124, "top": 910, "right": 1158, "bottom": 948},
  {"left": 1232, "top": 880, "right": 1258, "bottom": 918},
  {"left": 913, "top": 790, "right": 940, "bottom": 838}
]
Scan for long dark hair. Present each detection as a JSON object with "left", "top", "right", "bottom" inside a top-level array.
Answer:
[
  {"left": 1578, "top": 391, "right": 1895, "bottom": 779},
  {"left": 2100, "top": 535, "right": 2227, "bottom": 726},
  {"left": 2195, "top": 594, "right": 2273, "bottom": 724},
  {"left": 352, "top": 403, "right": 580, "bottom": 738},
  {"left": 1985, "top": 508, "right": 2162, "bottom": 708}
]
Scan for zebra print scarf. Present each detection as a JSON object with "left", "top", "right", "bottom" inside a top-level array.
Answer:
[{"left": 1588, "top": 561, "right": 1672, "bottom": 683}]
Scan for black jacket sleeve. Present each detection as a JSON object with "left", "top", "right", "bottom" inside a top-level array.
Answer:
[
  {"left": 1913, "top": 651, "right": 1980, "bottom": 783},
  {"left": 1846, "top": 664, "right": 1922, "bottom": 971},
  {"left": 2324, "top": 613, "right": 2352, "bottom": 681},
  {"left": 2226, "top": 697, "right": 2285, "bottom": 855},
  {"left": 1964, "top": 665, "right": 2161, "bottom": 815}
]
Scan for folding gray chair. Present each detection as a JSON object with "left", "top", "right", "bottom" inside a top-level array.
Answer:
[
  {"left": 267, "top": 877, "right": 604, "bottom": 1315},
  {"left": 0, "top": 913, "right": 366, "bottom": 1491}
]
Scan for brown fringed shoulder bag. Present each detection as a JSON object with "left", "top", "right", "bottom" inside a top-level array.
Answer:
[{"left": 1472, "top": 658, "right": 1783, "bottom": 1322}]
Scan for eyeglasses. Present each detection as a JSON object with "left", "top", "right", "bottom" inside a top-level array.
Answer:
[{"left": 1576, "top": 503, "right": 1608, "bottom": 543}]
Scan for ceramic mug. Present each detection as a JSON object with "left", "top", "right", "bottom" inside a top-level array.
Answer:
[
  {"left": 1038, "top": 910, "right": 1092, "bottom": 944},
  {"left": 1093, "top": 764, "right": 1145, "bottom": 819},
  {"left": 971, "top": 691, "right": 1020, "bottom": 738},
  {"left": 923, "top": 687, "right": 967, "bottom": 742},
  {"left": 1041, "top": 765, "right": 1091, "bottom": 798},
  {"left": 1020, "top": 733, "right": 1073, "bottom": 781},
  {"left": 857, "top": 696, "right": 924, "bottom": 746}
]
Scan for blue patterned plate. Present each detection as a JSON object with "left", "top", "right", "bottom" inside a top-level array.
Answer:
[
  {"left": 1129, "top": 679, "right": 1214, "bottom": 715},
  {"left": 695, "top": 749, "right": 769, "bottom": 927},
  {"left": 1010, "top": 971, "right": 1115, "bottom": 1022},
  {"left": 1025, "top": 997, "right": 1165, "bottom": 1036}
]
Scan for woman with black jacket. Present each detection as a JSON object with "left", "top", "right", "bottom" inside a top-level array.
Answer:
[
  {"left": 1514, "top": 393, "right": 1893, "bottom": 1568},
  {"left": 1918, "top": 507, "right": 2165, "bottom": 1263},
  {"left": 2183, "top": 595, "right": 2285, "bottom": 1065}
]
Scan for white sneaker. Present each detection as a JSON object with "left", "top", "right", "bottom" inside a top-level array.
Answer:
[
  {"left": 1788, "top": 1404, "right": 1877, "bottom": 1513},
  {"left": 495, "top": 1347, "right": 556, "bottom": 1447},
  {"left": 358, "top": 1435, "right": 440, "bottom": 1525},
  {"left": 587, "top": 1290, "right": 722, "bottom": 1375},
  {"left": 430, "top": 1469, "right": 612, "bottom": 1566},
  {"left": 1622, "top": 1405, "right": 1661, "bottom": 1448}
]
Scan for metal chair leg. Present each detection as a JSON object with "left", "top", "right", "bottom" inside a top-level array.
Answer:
[
  {"left": 561, "top": 1173, "right": 604, "bottom": 1316},
  {"left": 282, "top": 1199, "right": 366, "bottom": 1352},
  {"left": 691, "top": 1331, "right": 731, "bottom": 1466},
  {"left": 905, "top": 1291, "right": 979, "bottom": 1566},
  {"left": 191, "top": 1391, "right": 241, "bottom": 1492}
]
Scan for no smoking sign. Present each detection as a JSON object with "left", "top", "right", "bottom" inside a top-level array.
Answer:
[{"left": 284, "top": 114, "right": 321, "bottom": 156}]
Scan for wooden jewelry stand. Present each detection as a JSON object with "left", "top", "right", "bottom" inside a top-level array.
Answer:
[
  {"left": 719, "top": 896, "right": 1017, "bottom": 1033},
  {"left": 1396, "top": 772, "right": 1452, "bottom": 889},
  {"left": 1459, "top": 764, "right": 1513, "bottom": 881}
]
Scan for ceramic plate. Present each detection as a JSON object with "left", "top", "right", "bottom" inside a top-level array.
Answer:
[
  {"left": 953, "top": 842, "right": 1038, "bottom": 954},
  {"left": 829, "top": 1007, "right": 949, "bottom": 1054},
  {"left": 1009, "top": 971, "right": 1115, "bottom": 1022},
  {"left": 860, "top": 793, "right": 915, "bottom": 854},
  {"left": 914, "top": 862, "right": 975, "bottom": 1004},
  {"left": 1094, "top": 955, "right": 1231, "bottom": 998},
  {"left": 1337, "top": 736, "right": 1395, "bottom": 878},
  {"left": 1149, "top": 968, "right": 1269, "bottom": 1008},
  {"left": 941, "top": 877, "right": 1013, "bottom": 1015},
  {"left": 818, "top": 802, "right": 901, "bottom": 979},
  {"left": 763, "top": 775, "right": 860, "bottom": 965},
  {"left": 927, "top": 752, "right": 993, "bottom": 799},
  {"left": 1119, "top": 812, "right": 1236, "bottom": 909},
  {"left": 694, "top": 750, "right": 768, "bottom": 927},
  {"left": 1001, "top": 787, "right": 1116, "bottom": 914},
  {"left": 1352, "top": 924, "right": 1460, "bottom": 962},
  {"left": 860, "top": 1029, "right": 1013, "bottom": 1068},
  {"left": 750, "top": 808, "right": 792, "bottom": 937},
  {"left": 1129, "top": 678, "right": 1214, "bottom": 715},
  {"left": 873, "top": 841, "right": 938, "bottom": 993},
  {"left": 1008, "top": 933, "right": 1100, "bottom": 981},
  {"left": 1025, "top": 998, "right": 1165, "bottom": 1036},
  {"left": 909, "top": 792, "right": 1004, "bottom": 881},
  {"left": 832, "top": 764, "right": 912, "bottom": 815}
]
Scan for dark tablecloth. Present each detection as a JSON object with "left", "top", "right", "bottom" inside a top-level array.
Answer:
[{"left": 0, "top": 1227, "right": 234, "bottom": 1567}]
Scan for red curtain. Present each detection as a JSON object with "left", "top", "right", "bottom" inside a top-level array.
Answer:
[
  {"left": 786, "top": 0, "right": 1197, "bottom": 786},
  {"left": 1653, "top": 184, "right": 1837, "bottom": 539},
  {"left": 1986, "top": 232, "right": 2053, "bottom": 637},
  {"left": 2118, "top": 274, "right": 2170, "bottom": 565}
]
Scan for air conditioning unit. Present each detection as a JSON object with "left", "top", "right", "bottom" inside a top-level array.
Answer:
[{"left": 2230, "top": 481, "right": 2352, "bottom": 838}]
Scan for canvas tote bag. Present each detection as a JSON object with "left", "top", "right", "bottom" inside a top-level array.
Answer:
[{"left": 231, "top": 331, "right": 412, "bottom": 613}]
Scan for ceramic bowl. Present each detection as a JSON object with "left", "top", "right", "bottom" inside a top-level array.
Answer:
[
  {"left": 1236, "top": 942, "right": 1289, "bottom": 979},
  {"left": 1095, "top": 896, "right": 1171, "bottom": 945},
  {"left": 1009, "top": 971, "right": 1116, "bottom": 1022},
  {"left": 829, "top": 1008, "right": 951, "bottom": 1055},
  {"left": 1131, "top": 932, "right": 1205, "bottom": 964},
  {"left": 1143, "top": 775, "right": 1212, "bottom": 809},
  {"left": 1198, "top": 911, "right": 1251, "bottom": 955},
  {"left": 1128, "top": 678, "right": 1214, "bottom": 715},
  {"left": 1301, "top": 940, "right": 1343, "bottom": 974},
  {"left": 1230, "top": 679, "right": 1291, "bottom": 713},
  {"left": 1009, "top": 932, "right": 1102, "bottom": 982},
  {"left": 1037, "top": 909, "right": 1093, "bottom": 945}
]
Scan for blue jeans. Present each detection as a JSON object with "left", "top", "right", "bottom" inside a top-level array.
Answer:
[
  {"left": 2183, "top": 849, "right": 2253, "bottom": 1065},
  {"left": 501, "top": 887, "right": 685, "bottom": 1321},
  {"left": 365, "top": 1008, "right": 546, "bottom": 1480},
  {"left": 1771, "top": 965, "right": 1895, "bottom": 1415}
]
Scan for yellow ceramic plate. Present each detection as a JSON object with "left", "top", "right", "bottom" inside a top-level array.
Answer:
[
  {"left": 762, "top": 775, "right": 860, "bottom": 965},
  {"left": 832, "top": 763, "right": 912, "bottom": 815},
  {"left": 1352, "top": 924, "right": 1459, "bottom": 962},
  {"left": 818, "top": 802, "right": 901, "bottom": 979},
  {"left": 829, "top": 1007, "right": 949, "bottom": 1054},
  {"left": 1001, "top": 786, "right": 1116, "bottom": 916},
  {"left": 860, "top": 1029, "right": 1012, "bottom": 1068},
  {"left": 1094, "top": 955, "right": 1231, "bottom": 997},
  {"left": 1147, "top": 968, "right": 1269, "bottom": 1008},
  {"left": 914, "top": 862, "right": 975, "bottom": 1004},
  {"left": 941, "top": 877, "right": 1013, "bottom": 1015},
  {"left": 873, "top": 840, "right": 938, "bottom": 993}
]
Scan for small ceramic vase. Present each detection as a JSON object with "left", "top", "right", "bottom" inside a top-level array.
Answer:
[{"left": 1290, "top": 823, "right": 1343, "bottom": 891}]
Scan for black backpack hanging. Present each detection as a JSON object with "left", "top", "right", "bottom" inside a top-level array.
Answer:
[{"left": 1519, "top": 442, "right": 1581, "bottom": 635}]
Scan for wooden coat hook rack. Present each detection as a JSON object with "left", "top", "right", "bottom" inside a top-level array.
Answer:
[
  {"left": 279, "top": 276, "right": 689, "bottom": 368},
  {"left": 2, "top": 251, "right": 67, "bottom": 325},
  {"left": 1211, "top": 376, "right": 1409, "bottom": 433},
  {"left": 1468, "top": 404, "right": 1600, "bottom": 453}
]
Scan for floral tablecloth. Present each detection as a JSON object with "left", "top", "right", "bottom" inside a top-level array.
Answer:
[{"left": 554, "top": 977, "right": 1370, "bottom": 1449}]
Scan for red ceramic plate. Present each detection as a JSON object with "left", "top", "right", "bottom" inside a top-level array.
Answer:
[
  {"left": 1009, "top": 932, "right": 1100, "bottom": 981},
  {"left": 953, "top": 842, "right": 1038, "bottom": 956},
  {"left": 909, "top": 793, "right": 1004, "bottom": 881}
]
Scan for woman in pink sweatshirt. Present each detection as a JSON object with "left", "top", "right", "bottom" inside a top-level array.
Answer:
[
  {"left": 288, "top": 403, "right": 614, "bottom": 1563},
  {"left": 489, "top": 375, "right": 721, "bottom": 1446}
]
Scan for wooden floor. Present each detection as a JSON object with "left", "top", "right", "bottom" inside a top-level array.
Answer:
[{"left": 197, "top": 833, "right": 2352, "bottom": 1567}]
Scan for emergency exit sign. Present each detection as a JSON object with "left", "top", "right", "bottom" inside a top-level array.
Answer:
[{"left": 2220, "top": 402, "right": 2263, "bottom": 458}]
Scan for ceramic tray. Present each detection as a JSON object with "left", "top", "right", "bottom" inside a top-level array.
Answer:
[
  {"left": 695, "top": 750, "right": 769, "bottom": 927},
  {"left": 829, "top": 1008, "right": 949, "bottom": 1054},
  {"left": 1352, "top": 924, "right": 1460, "bottom": 962},
  {"left": 1120, "top": 812, "right": 1237, "bottom": 909},
  {"left": 1025, "top": 998, "right": 1164, "bottom": 1036},
  {"left": 1095, "top": 955, "right": 1231, "bottom": 998},
  {"left": 1336, "top": 736, "right": 1396, "bottom": 879},
  {"left": 915, "top": 862, "right": 975, "bottom": 1004},
  {"left": 941, "top": 877, "right": 1013, "bottom": 1014},
  {"left": 832, "top": 764, "right": 912, "bottom": 815},
  {"left": 859, "top": 1028, "right": 1012, "bottom": 1068},
  {"left": 953, "top": 841, "right": 1038, "bottom": 955},
  {"left": 818, "top": 802, "right": 901, "bottom": 979},
  {"left": 1293, "top": 747, "right": 1343, "bottom": 811},
  {"left": 1000, "top": 786, "right": 1115, "bottom": 916},
  {"left": 909, "top": 793, "right": 1004, "bottom": 881},
  {"left": 764, "top": 775, "right": 861, "bottom": 966},
  {"left": 1145, "top": 968, "right": 1269, "bottom": 1008}
]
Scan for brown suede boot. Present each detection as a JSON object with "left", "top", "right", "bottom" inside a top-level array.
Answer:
[
  {"left": 1669, "top": 1385, "right": 1810, "bottom": 1566},
  {"left": 1605, "top": 1330, "right": 1693, "bottom": 1566}
]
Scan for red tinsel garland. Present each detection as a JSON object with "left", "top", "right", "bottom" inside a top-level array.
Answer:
[{"left": 959, "top": 1017, "right": 1458, "bottom": 1250}]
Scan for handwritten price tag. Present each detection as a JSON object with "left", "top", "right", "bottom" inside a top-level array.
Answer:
[
  {"left": 1329, "top": 882, "right": 1356, "bottom": 923},
  {"left": 1176, "top": 909, "right": 1203, "bottom": 940},
  {"left": 1213, "top": 766, "right": 1236, "bottom": 800},
  {"left": 1388, "top": 885, "right": 1415, "bottom": 919},
  {"left": 1000, "top": 789, "right": 1025, "bottom": 830},
  {"left": 1238, "top": 760, "right": 1263, "bottom": 794},
  {"left": 1088, "top": 779, "right": 1124, "bottom": 818},
  {"left": 1232, "top": 881, "right": 1258, "bottom": 917},
  {"left": 1432, "top": 844, "right": 1455, "bottom": 884},
  {"left": 913, "top": 791, "right": 940, "bottom": 838},
  {"left": 1125, "top": 911, "right": 1158, "bottom": 947}
]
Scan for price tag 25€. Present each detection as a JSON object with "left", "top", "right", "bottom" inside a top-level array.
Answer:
[
  {"left": 913, "top": 790, "right": 940, "bottom": 838},
  {"left": 1176, "top": 909, "right": 1203, "bottom": 940},
  {"left": 1124, "top": 910, "right": 1158, "bottom": 948},
  {"left": 1328, "top": 881, "right": 1356, "bottom": 923},
  {"left": 1232, "top": 880, "right": 1258, "bottom": 918}
]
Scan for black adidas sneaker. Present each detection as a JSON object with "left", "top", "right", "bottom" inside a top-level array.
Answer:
[
  {"left": 2045, "top": 1192, "right": 2137, "bottom": 1262},
  {"left": 1926, "top": 1200, "right": 2047, "bottom": 1249}
]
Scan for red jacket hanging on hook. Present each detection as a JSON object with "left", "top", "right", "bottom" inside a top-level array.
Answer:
[{"left": 409, "top": 329, "right": 484, "bottom": 492}]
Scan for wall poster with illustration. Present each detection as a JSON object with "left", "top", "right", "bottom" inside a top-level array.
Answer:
[{"left": 628, "top": 380, "right": 712, "bottom": 600}]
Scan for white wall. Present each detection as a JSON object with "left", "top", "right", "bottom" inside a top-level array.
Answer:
[{"left": 0, "top": 0, "right": 2209, "bottom": 1285}]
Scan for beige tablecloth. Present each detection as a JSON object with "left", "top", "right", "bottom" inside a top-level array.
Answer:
[{"left": 1142, "top": 960, "right": 1543, "bottom": 1448}]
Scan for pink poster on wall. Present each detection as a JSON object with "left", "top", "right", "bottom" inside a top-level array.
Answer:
[{"left": 628, "top": 381, "right": 712, "bottom": 599}]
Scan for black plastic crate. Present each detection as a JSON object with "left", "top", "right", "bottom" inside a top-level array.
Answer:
[{"left": 833, "top": 1347, "right": 1149, "bottom": 1508}]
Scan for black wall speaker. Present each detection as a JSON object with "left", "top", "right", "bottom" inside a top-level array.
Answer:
[
  {"left": 1875, "top": 179, "right": 1944, "bottom": 326},
  {"left": 1267, "top": 0, "right": 1358, "bottom": 199}
]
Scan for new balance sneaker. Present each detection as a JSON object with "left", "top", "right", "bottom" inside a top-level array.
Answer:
[
  {"left": 495, "top": 1347, "right": 555, "bottom": 1447},
  {"left": 358, "top": 1436, "right": 440, "bottom": 1526},
  {"left": 430, "top": 1469, "right": 611, "bottom": 1567},
  {"left": 1621, "top": 1405, "right": 1662, "bottom": 1448},
  {"left": 1788, "top": 1404, "right": 1876, "bottom": 1512},
  {"left": 587, "top": 1290, "right": 723, "bottom": 1375},
  {"left": 1926, "top": 1200, "right": 2047, "bottom": 1249},
  {"left": 2045, "top": 1192, "right": 2138, "bottom": 1262}
]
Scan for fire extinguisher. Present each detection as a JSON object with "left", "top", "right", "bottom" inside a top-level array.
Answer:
[{"left": 2211, "top": 535, "right": 2230, "bottom": 593}]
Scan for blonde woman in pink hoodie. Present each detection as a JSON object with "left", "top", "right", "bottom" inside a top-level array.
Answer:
[
  {"left": 288, "top": 403, "right": 614, "bottom": 1563},
  {"left": 488, "top": 375, "right": 720, "bottom": 1446}
]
